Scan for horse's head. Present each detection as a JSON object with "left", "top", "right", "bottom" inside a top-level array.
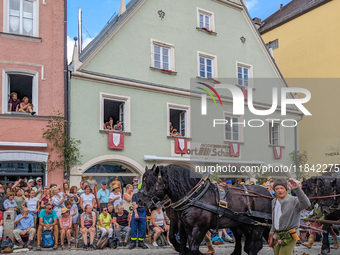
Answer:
[
  {"left": 315, "top": 177, "right": 336, "bottom": 214},
  {"left": 302, "top": 177, "right": 317, "bottom": 197},
  {"left": 138, "top": 165, "right": 167, "bottom": 210}
]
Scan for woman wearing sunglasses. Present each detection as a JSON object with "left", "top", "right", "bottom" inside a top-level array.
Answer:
[{"left": 98, "top": 205, "right": 113, "bottom": 239}]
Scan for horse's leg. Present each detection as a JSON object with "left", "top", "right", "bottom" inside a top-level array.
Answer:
[
  {"left": 179, "top": 220, "right": 190, "bottom": 255},
  {"left": 169, "top": 219, "right": 180, "bottom": 252},
  {"left": 248, "top": 226, "right": 265, "bottom": 255},
  {"left": 187, "top": 226, "right": 207, "bottom": 255},
  {"left": 230, "top": 227, "right": 243, "bottom": 255},
  {"left": 321, "top": 223, "right": 331, "bottom": 254},
  {"left": 243, "top": 226, "right": 252, "bottom": 254}
]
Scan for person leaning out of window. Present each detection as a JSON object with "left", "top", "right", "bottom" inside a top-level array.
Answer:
[
  {"left": 104, "top": 117, "right": 114, "bottom": 130},
  {"left": 18, "top": 96, "right": 36, "bottom": 115},
  {"left": 8, "top": 92, "right": 21, "bottom": 112}
]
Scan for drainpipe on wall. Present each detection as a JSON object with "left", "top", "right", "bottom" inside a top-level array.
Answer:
[{"left": 64, "top": 0, "right": 70, "bottom": 182}]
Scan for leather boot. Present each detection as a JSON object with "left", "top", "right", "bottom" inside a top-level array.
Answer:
[
  {"left": 204, "top": 245, "right": 215, "bottom": 254},
  {"left": 302, "top": 234, "right": 316, "bottom": 248},
  {"left": 331, "top": 235, "right": 339, "bottom": 249}
]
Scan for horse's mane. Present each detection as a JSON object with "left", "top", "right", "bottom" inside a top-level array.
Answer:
[{"left": 160, "top": 165, "right": 201, "bottom": 201}]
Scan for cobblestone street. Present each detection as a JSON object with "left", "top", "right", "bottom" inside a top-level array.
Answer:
[{"left": 13, "top": 242, "right": 338, "bottom": 255}]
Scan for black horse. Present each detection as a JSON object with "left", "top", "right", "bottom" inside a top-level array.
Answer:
[
  {"left": 313, "top": 176, "right": 340, "bottom": 254},
  {"left": 139, "top": 165, "right": 272, "bottom": 255},
  {"left": 303, "top": 176, "right": 340, "bottom": 254}
]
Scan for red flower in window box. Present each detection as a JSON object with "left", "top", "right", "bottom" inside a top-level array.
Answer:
[
  {"left": 207, "top": 77, "right": 221, "bottom": 84},
  {"left": 161, "top": 69, "right": 173, "bottom": 73},
  {"left": 202, "top": 27, "right": 214, "bottom": 33}
]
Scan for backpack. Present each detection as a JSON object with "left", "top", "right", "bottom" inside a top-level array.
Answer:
[
  {"left": 41, "top": 231, "right": 54, "bottom": 248},
  {"left": 108, "top": 237, "right": 118, "bottom": 249},
  {"left": 96, "top": 236, "right": 109, "bottom": 249},
  {"left": 1, "top": 237, "right": 14, "bottom": 249}
]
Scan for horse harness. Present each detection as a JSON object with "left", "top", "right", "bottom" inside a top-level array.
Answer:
[{"left": 167, "top": 175, "right": 272, "bottom": 228}]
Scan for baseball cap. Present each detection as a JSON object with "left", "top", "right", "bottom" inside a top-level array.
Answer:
[
  {"left": 102, "top": 181, "right": 107, "bottom": 185},
  {"left": 28, "top": 179, "right": 34, "bottom": 183},
  {"left": 226, "top": 180, "right": 232, "bottom": 184},
  {"left": 36, "top": 177, "right": 42, "bottom": 181}
]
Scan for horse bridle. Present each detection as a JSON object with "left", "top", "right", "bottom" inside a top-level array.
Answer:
[
  {"left": 316, "top": 179, "right": 337, "bottom": 208},
  {"left": 139, "top": 170, "right": 167, "bottom": 205}
]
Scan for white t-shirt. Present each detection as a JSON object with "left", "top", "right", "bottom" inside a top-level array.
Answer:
[
  {"left": 109, "top": 193, "right": 122, "bottom": 209},
  {"left": 274, "top": 199, "right": 282, "bottom": 230},
  {"left": 25, "top": 197, "right": 39, "bottom": 212},
  {"left": 81, "top": 193, "right": 95, "bottom": 208}
]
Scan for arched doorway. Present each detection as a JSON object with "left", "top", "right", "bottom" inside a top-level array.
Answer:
[
  {"left": 70, "top": 155, "right": 144, "bottom": 191},
  {"left": 82, "top": 163, "right": 139, "bottom": 192}
]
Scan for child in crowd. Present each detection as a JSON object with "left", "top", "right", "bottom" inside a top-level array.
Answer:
[{"left": 22, "top": 189, "right": 40, "bottom": 220}]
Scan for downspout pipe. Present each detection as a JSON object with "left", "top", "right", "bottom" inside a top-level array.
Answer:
[{"left": 64, "top": 0, "right": 70, "bottom": 182}]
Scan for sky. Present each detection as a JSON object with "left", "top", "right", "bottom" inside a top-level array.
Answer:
[{"left": 67, "top": 0, "right": 293, "bottom": 62}]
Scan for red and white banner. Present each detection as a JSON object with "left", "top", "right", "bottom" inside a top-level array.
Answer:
[
  {"left": 242, "top": 86, "right": 248, "bottom": 100},
  {"left": 230, "top": 142, "right": 240, "bottom": 157},
  {"left": 175, "top": 138, "right": 187, "bottom": 154},
  {"left": 109, "top": 133, "right": 124, "bottom": 150},
  {"left": 273, "top": 146, "right": 282, "bottom": 159}
]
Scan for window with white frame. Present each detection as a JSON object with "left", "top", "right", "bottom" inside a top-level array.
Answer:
[
  {"left": 237, "top": 66, "right": 249, "bottom": 87},
  {"left": 200, "top": 57, "right": 213, "bottom": 78},
  {"left": 3, "top": 71, "right": 38, "bottom": 114},
  {"left": 151, "top": 39, "right": 175, "bottom": 71},
  {"left": 198, "top": 52, "right": 217, "bottom": 79},
  {"left": 197, "top": 8, "right": 215, "bottom": 31},
  {"left": 6, "top": 0, "right": 38, "bottom": 37},
  {"left": 100, "top": 93, "right": 131, "bottom": 132},
  {"left": 154, "top": 45, "right": 170, "bottom": 70},
  {"left": 103, "top": 99, "right": 125, "bottom": 131},
  {"left": 199, "top": 12, "right": 210, "bottom": 29},
  {"left": 269, "top": 122, "right": 280, "bottom": 145},
  {"left": 225, "top": 115, "right": 240, "bottom": 142},
  {"left": 168, "top": 104, "right": 190, "bottom": 138},
  {"left": 236, "top": 62, "right": 253, "bottom": 87}
]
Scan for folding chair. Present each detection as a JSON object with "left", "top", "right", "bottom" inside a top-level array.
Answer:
[{"left": 146, "top": 215, "right": 154, "bottom": 244}]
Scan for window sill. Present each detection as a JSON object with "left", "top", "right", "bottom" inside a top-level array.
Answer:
[
  {"left": 167, "top": 136, "right": 191, "bottom": 140},
  {"left": 196, "top": 27, "right": 217, "bottom": 36},
  {"left": 99, "top": 130, "right": 131, "bottom": 136},
  {"left": 196, "top": 76, "right": 221, "bottom": 84},
  {"left": 268, "top": 144, "right": 285, "bottom": 148},
  {"left": 150, "top": 67, "right": 177, "bottom": 75},
  {"left": 224, "top": 141, "right": 244, "bottom": 144},
  {"left": 0, "top": 32, "right": 42, "bottom": 42},
  {"left": 235, "top": 84, "right": 256, "bottom": 91},
  {"left": 0, "top": 113, "right": 52, "bottom": 120}
]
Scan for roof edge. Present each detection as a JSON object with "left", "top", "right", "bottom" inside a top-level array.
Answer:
[{"left": 260, "top": 0, "right": 332, "bottom": 34}]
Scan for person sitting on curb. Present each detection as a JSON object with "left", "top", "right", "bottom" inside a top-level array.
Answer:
[
  {"left": 37, "top": 204, "right": 59, "bottom": 251},
  {"left": 97, "top": 205, "right": 113, "bottom": 239},
  {"left": 80, "top": 204, "right": 96, "bottom": 251},
  {"left": 268, "top": 179, "right": 311, "bottom": 255},
  {"left": 59, "top": 207, "right": 72, "bottom": 250},
  {"left": 149, "top": 202, "right": 170, "bottom": 247},
  {"left": 112, "top": 204, "right": 131, "bottom": 246},
  {"left": 13, "top": 207, "right": 36, "bottom": 249}
]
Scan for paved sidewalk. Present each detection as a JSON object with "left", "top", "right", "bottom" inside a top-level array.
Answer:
[{"left": 10, "top": 242, "right": 339, "bottom": 254}]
